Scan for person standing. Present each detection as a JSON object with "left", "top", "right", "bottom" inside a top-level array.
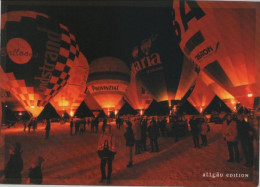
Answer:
[
  {"left": 102, "top": 117, "right": 107, "bottom": 132},
  {"left": 23, "top": 120, "right": 27, "bottom": 132},
  {"left": 95, "top": 118, "right": 99, "bottom": 133},
  {"left": 33, "top": 118, "right": 37, "bottom": 132},
  {"left": 222, "top": 114, "right": 240, "bottom": 163},
  {"left": 98, "top": 125, "right": 116, "bottom": 185},
  {"left": 236, "top": 113, "right": 256, "bottom": 167},
  {"left": 200, "top": 117, "right": 209, "bottom": 146},
  {"left": 134, "top": 118, "right": 142, "bottom": 154},
  {"left": 91, "top": 118, "right": 95, "bottom": 133},
  {"left": 45, "top": 119, "right": 51, "bottom": 139},
  {"left": 27, "top": 156, "right": 44, "bottom": 184},
  {"left": 28, "top": 119, "right": 32, "bottom": 133},
  {"left": 70, "top": 118, "right": 74, "bottom": 136},
  {"left": 148, "top": 117, "right": 159, "bottom": 152},
  {"left": 124, "top": 121, "right": 135, "bottom": 167},
  {"left": 141, "top": 118, "right": 148, "bottom": 151},
  {"left": 190, "top": 116, "right": 200, "bottom": 148},
  {"left": 4, "top": 142, "right": 23, "bottom": 184}
]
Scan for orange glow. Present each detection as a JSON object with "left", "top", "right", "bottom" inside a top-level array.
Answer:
[
  {"left": 115, "top": 110, "right": 118, "bottom": 115},
  {"left": 188, "top": 74, "right": 215, "bottom": 113},
  {"left": 172, "top": 1, "right": 260, "bottom": 108},
  {"left": 247, "top": 93, "right": 253, "bottom": 98},
  {"left": 125, "top": 66, "right": 153, "bottom": 110},
  {"left": 140, "top": 109, "right": 143, "bottom": 116},
  {"left": 70, "top": 110, "right": 74, "bottom": 117}
]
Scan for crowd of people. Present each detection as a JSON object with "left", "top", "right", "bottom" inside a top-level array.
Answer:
[{"left": 1, "top": 109, "right": 258, "bottom": 185}]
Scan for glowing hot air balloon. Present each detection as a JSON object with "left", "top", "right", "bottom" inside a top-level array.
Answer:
[
  {"left": 86, "top": 57, "right": 130, "bottom": 116},
  {"left": 50, "top": 52, "right": 89, "bottom": 117},
  {"left": 131, "top": 33, "right": 198, "bottom": 104},
  {"left": 124, "top": 64, "right": 153, "bottom": 112},
  {"left": 188, "top": 74, "right": 215, "bottom": 113},
  {"left": 0, "top": 11, "right": 80, "bottom": 116},
  {"left": 172, "top": 1, "right": 260, "bottom": 108}
]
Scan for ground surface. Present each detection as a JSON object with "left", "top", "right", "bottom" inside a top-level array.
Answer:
[{"left": 0, "top": 122, "right": 259, "bottom": 186}]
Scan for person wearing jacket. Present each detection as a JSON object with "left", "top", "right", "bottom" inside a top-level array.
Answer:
[
  {"left": 236, "top": 113, "right": 256, "bottom": 167},
  {"left": 222, "top": 114, "right": 240, "bottom": 163},
  {"left": 148, "top": 117, "right": 160, "bottom": 152},
  {"left": 200, "top": 117, "right": 209, "bottom": 146},
  {"left": 4, "top": 142, "right": 23, "bottom": 184},
  {"left": 134, "top": 118, "right": 142, "bottom": 154},
  {"left": 98, "top": 125, "right": 116, "bottom": 185},
  {"left": 27, "top": 156, "right": 44, "bottom": 184},
  {"left": 189, "top": 116, "right": 200, "bottom": 148},
  {"left": 124, "top": 121, "right": 135, "bottom": 168}
]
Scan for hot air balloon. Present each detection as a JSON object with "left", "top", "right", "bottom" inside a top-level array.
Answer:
[
  {"left": 86, "top": 57, "right": 130, "bottom": 116},
  {"left": 131, "top": 33, "right": 198, "bottom": 105},
  {"left": 188, "top": 74, "right": 215, "bottom": 113},
  {"left": 124, "top": 64, "right": 153, "bottom": 114},
  {"left": 172, "top": 1, "right": 260, "bottom": 108},
  {"left": 50, "top": 52, "right": 89, "bottom": 117},
  {"left": 0, "top": 11, "right": 80, "bottom": 116}
]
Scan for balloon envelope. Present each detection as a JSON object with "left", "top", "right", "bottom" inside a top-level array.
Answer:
[
  {"left": 131, "top": 33, "right": 198, "bottom": 103},
  {"left": 172, "top": 1, "right": 260, "bottom": 108},
  {"left": 124, "top": 64, "right": 153, "bottom": 111},
  {"left": 0, "top": 11, "right": 80, "bottom": 116},
  {"left": 50, "top": 52, "right": 89, "bottom": 117},
  {"left": 86, "top": 57, "right": 130, "bottom": 115}
]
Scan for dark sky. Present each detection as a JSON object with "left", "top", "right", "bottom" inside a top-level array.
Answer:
[{"left": 2, "top": 0, "right": 176, "bottom": 67}]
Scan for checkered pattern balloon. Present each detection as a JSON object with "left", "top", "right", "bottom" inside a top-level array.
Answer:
[{"left": 0, "top": 11, "right": 80, "bottom": 116}]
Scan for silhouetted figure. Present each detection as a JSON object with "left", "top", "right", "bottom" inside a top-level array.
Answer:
[
  {"left": 70, "top": 118, "right": 74, "bottom": 136},
  {"left": 116, "top": 117, "right": 120, "bottom": 129},
  {"left": 91, "top": 119, "right": 95, "bottom": 133},
  {"left": 102, "top": 118, "right": 107, "bottom": 132},
  {"left": 236, "top": 113, "right": 256, "bottom": 167},
  {"left": 23, "top": 120, "right": 27, "bottom": 132},
  {"left": 190, "top": 116, "right": 200, "bottom": 148},
  {"left": 4, "top": 142, "right": 23, "bottom": 184},
  {"left": 79, "top": 122, "right": 84, "bottom": 135},
  {"left": 148, "top": 117, "right": 159, "bottom": 152},
  {"left": 33, "top": 118, "right": 37, "bottom": 132},
  {"left": 222, "top": 114, "right": 240, "bottom": 163},
  {"left": 141, "top": 119, "right": 148, "bottom": 151},
  {"left": 45, "top": 119, "right": 51, "bottom": 139},
  {"left": 124, "top": 121, "right": 135, "bottom": 167},
  {"left": 28, "top": 120, "right": 32, "bottom": 133},
  {"left": 95, "top": 118, "right": 99, "bottom": 133},
  {"left": 134, "top": 118, "right": 142, "bottom": 154},
  {"left": 200, "top": 117, "right": 209, "bottom": 146},
  {"left": 83, "top": 119, "right": 87, "bottom": 132},
  {"left": 75, "top": 120, "right": 80, "bottom": 135},
  {"left": 98, "top": 125, "right": 116, "bottom": 185},
  {"left": 28, "top": 156, "right": 44, "bottom": 184}
]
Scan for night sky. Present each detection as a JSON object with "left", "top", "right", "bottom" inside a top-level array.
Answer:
[{"left": 2, "top": 0, "right": 176, "bottom": 67}]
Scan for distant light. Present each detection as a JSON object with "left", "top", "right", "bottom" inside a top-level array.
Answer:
[
  {"left": 70, "top": 110, "right": 74, "bottom": 117},
  {"left": 231, "top": 101, "right": 236, "bottom": 104},
  {"left": 200, "top": 107, "right": 203, "bottom": 113},
  {"left": 18, "top": 112, "right": 23, "bottom": 116},
  {"left": 114, "top": 110, "right": 118, "bottom": 115},
  {"left": 247, "top": 93, "right": 253, "bottom": 98},
  {"left": 140, "top": 109, "right": 143, "bottom": 116},
  {"left": 31, "top": 106, "right": 35, "bottom": 108},
  {"left": 5, "top": 105, "right": 8, "bottom": 108}
]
